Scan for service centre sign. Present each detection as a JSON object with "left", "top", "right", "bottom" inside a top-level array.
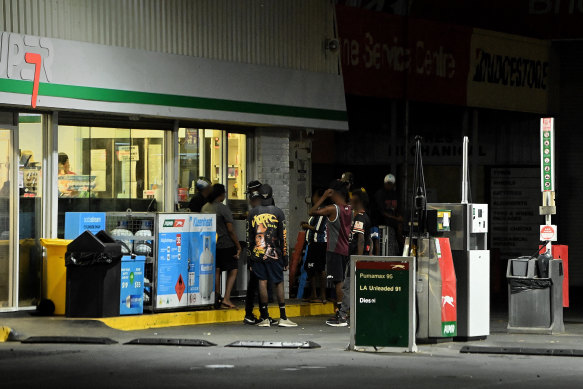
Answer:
[{"left": 336, "top": 5, "right": 552, "bottom": 114}]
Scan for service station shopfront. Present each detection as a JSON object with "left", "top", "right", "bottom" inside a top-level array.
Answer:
[{"left": 0, "top": 31, "right": 347, "bottom": 310}]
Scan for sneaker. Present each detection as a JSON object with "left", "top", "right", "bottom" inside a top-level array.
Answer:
[
  {"left": 278, "top": 318, "right": 298, "bottom": 327},
  {"left": 268, "top": 317, "right": 278, "bottom": 326},
  {"left": 244, "top": 314, "right": 260, "bottom": 325},
  {"left": 257, "top": 318, "right": 271, "bottom": 327},
  {"left": 326, "top": 312, "right": 348, "bottom": 327}
]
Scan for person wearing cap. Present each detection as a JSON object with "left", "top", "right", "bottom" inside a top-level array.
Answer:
[
  {"left": 243, "top": 181, "right": 264, "bottom": 325},
  {"left": 202, "top": 184, "right": 241, "bottom": 309},
  {"left": 188, "top": 177, "right": 212, "bottom": 213},
  {"left": 309, "top": 180, "right": 352, "bottom": 325},
  {"left": 373, "top": 173, "right": 403, "bottom": 255},
  {"left": 247, "top": 184, "right": 297, "bottom": 327}
]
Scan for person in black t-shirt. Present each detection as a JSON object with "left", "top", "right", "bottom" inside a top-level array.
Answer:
[
  {"left": 188, "top": 177, "right": 212, "bottom": 212},
  {"left": 373, "top": 173, "right": 403, "bottom": 255}
]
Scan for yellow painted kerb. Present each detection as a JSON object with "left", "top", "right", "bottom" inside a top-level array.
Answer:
[
  {"left": 98, "top": 302, "right": 335, "bottom": 331},
  {"left": 0, "top": 326, "right": 12, "bottom": 342}
]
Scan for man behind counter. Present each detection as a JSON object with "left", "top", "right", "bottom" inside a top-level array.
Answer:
[{"left": 188, "top": 177, "right": 212, "bottom": 212}]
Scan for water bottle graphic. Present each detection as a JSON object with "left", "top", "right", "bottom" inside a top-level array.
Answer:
[{"left": 199, "top": 236, "right": 214, "bottom": 302}]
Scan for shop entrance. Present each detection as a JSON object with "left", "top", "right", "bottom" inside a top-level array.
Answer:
[
  {"left": 0, "top": 126, "right": 14, "bottom": 309},
  {"left": 0, "top": 113, "right": 46, "bottom": 310}
]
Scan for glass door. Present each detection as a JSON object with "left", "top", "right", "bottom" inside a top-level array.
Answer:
[
  {"left": 18, "top": 114, "right": 44, "bottom": 306},
  {"left": 0, "top": 128, "right": 14, "bottom": 308}
]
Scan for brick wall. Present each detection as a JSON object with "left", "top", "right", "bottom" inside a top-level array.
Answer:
[
  {"left": 255, "top": 128, "right": 291, "bottom": 298},
  {"left": 255, "top": 128, "right": 290, "bottom": 219}
]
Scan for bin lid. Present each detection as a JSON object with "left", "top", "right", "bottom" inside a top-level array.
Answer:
[{"left": 40, "top": 239, "right": 73, "bottom": 247}]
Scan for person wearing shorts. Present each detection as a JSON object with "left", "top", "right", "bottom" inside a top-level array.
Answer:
[
  {"left": 302, "top": 188, "right": 328, "bottom": 303},
  {"left": 202, "top": 184, "right": 241, "bottom": 309},
  {"left": 247, "top": 184, "right": 297, "bottom": 328},
  {"left": 309, "top": 180, "right": 352, "bottom": 325}
]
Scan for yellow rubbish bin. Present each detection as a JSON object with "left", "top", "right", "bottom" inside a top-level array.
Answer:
[{"left": 40, "top": 239, "right": 72, "bottom": 315}]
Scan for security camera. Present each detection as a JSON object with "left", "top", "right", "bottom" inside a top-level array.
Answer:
[{"left": 325, "top": 38, "right": 340, "bottom": 54}]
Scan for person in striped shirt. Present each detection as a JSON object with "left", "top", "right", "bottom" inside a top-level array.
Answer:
[{"left": 301, "top": 188, "right": 329, "bottom": 303}]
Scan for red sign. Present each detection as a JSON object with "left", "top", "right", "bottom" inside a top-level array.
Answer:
[
  {"left": 336, "top": 5, "right": 471, "bottom": 104},
  {"left": 174, "top": 219, "right": 185, "bottom": 228},
  {"left": 176, "top": 234, "right": 182, "bottom": 247},
  {"left": 175, "top": 274, "right": 185, "bottom": 302},
  {"left": 437, "top": 238, "right": 457, "bottom": 325}
]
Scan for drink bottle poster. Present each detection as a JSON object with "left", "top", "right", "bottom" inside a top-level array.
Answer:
[{"left": 188, "top": 214, "right": 216, "bottom": 306}]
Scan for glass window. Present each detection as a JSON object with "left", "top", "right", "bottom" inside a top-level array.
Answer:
[
  {"left": 227, "top": 133, "right": 246, "bottom": 200},
  {"left": 18, "top": 114, "right": 43, "bottom": 306},
  {"left": 178, "top": 128, "right": 246, "bottom": 204},
  {"left": 57, "top": 126, "right": 165, "bottom": 238}
]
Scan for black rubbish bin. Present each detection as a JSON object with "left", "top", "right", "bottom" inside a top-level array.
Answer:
[
  {"left": 506, "top": 254, "right": 564, "bottom": 334},
  {"left": 65, "top": 230, "right": 123, "bottom": 318}
]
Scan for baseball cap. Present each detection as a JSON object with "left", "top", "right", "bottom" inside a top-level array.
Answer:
[
  {"left": 195, "top": 177, "right": 211, "bottom": 191},
  {"left": 259, "top": 184, "right": 273, "bottom": 199},
  {"left": 245, "top": 180, "right": 262, "bottom": 194},
  {"left": 340, "top": 172, "right": 354, "bottom": 185},
  {"left": 384, "top": 174, "right": 396, "bottom": 184}
]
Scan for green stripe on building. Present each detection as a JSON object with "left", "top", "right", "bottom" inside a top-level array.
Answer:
[{"left": 0, "top": 78, "right": 347, "bottom": 122}]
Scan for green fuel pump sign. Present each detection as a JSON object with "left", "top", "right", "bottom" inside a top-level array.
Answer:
[
  {"left": 350, "top": 256, "right": 417, "bottom": 352},
  {"left": 541, "top": 118, "right": 555, "bottom": 192}
]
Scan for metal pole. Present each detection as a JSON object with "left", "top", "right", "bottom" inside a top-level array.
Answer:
[
  {"left": 461, "top": 136, "right": 469, "bottom": 204},
  {"left": 403, "top": 100, "right": 410, "bottom": 212}
]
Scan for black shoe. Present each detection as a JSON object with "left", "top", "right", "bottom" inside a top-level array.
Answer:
[
  {"left": 326, "top": 311, "right": 348, "bottom": 327},
  {"left": 244, "top": 314, "right": 260, "bottom": 325},
  {"left": 268, "top": 317, "right": 278, "bottom": 325}
]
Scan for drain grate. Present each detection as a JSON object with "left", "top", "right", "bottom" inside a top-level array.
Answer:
[
  {"left": 460, "top": 345, "right": 583, "bottom": 357},
  {"left": 125, "top": 338, "right": 217, "bottom": 347},
  {"left": 21, "top": 336, "right": 117, "bottom": 345},
  {"left": 226, "top": 340, "right": 320, "bottom": 349}
]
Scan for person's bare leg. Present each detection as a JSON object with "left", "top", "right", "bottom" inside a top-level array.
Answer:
[
  {"left": 335, "top": 281, "right": 344, "bottom": 307},
  {"left": 215, "top": 268, "right": 222, "bottom": 300},
  {"left": 319, "top": 271, "right": 327, "bottom": 301},
  {"left": 309, "top": 275, "right": 318, "bottom": 299},
  {"left": 275, "top": 281, "right": 285, "bottom": 304},
  {"left": 222, "top": 269, "right": 238, "bottom": 306},
  {"left": 258, "top": 279, "right": 269, "bottom": 319}
]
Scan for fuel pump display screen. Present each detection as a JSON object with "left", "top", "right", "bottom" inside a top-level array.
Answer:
[{"left": 354, "top": 261, "right": 410, "bottom": 348}]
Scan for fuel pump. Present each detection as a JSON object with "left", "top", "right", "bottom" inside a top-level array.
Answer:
[
  {"left": 404, "top": 136, "right": 458, "bottom": 341},
  {"left": 428, "top": 136, "right": 490, "bottom": 340}
]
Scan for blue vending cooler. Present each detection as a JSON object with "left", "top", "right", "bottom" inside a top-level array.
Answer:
[{"left": 120, "top": 255, "right": 145, "bottom": 315}]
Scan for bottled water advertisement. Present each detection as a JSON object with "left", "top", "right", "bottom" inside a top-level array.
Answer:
[{"left": 156, "top": 213, "right": 216, "bottom": 310}]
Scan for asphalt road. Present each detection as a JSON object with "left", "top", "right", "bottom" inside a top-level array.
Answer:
[{"left": 1, "top": 315, "right": 583, "bottom": 388}]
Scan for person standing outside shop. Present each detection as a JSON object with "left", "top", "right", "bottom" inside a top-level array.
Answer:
[
  {"left": 202, "top": 184, "right": 241, "bottom": 309},
  {"left": 373, "top": 174, "right": 403, "bottom": 255},
  {"left": 309, "top": 180, "right": 352, "bottom": 322},
  {"left": 188, "top": 177, "right": 212, "bottom": 213},
  {"left": 243, "top": 180, "right": 264, "bottom": 325},
  {"left": 301, "top": 188, "right": 328, "bottom": 303},
  {"left": 247, "top": 184, "right": 297, "bottom": 327},
  {"left": 327, "top": 188, "right": 371, "bottom": 326}
]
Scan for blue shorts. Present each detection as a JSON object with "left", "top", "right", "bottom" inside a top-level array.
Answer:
[{"left": 251, "top": 260, "right": 284, "bottom": 284}]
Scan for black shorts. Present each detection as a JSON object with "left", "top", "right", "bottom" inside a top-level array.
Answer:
[
  {"left": 216, "top": 246, "right": 238, "bottom": 271},
  {"left": 304, "top": 242, "right": 327, "bottom": 276},
  {"left": 252, "top": 260, "right": 284, "bottom": 284},
  {"left": 326, "top": 251, "right": 348, "bottom": 283}
]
